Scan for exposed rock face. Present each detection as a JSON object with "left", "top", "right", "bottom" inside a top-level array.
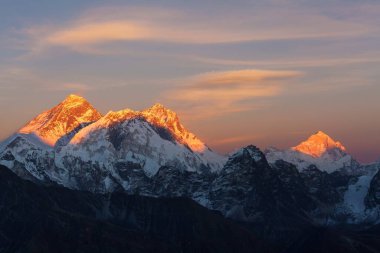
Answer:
[{"left": 209, "top": 146, "right": 293, "bottom": 221}]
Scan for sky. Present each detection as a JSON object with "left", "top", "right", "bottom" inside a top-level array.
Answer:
[{"left": 0, "top": 0, "right": 379, "bottom": 163}]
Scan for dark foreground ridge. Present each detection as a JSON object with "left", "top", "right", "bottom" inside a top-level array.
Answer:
[
  {"left": 0, "top": 165, "right": 260, "bottom": 253},
  {"left": 1, "top": 164, "right": 380, "bottom": 253}
]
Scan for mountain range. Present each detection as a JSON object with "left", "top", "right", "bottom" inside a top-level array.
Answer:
[{"left": 1, "top": 94, "right": 380, "bottom": 252}]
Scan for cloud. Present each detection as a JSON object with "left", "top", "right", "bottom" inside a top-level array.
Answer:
[
  {"left": 191, "top": 69, "right": 301, "bottom": 88},
  {"left": 23, "top": 5, "right": 374, "bottom": 54},
  {"left": 165, "top": 69, "right": 301, "bottom": 119},
  {"left": 187, "top": 54, "right": 380, "bottom": 68},
  {"left": 45, "top": 21, "right": 151, "bottom": 46}
]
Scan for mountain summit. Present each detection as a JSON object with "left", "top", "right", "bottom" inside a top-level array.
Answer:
[
  {"left": 265, "top": 130, "right": 357, "bottom": 173},
  {"left": 292, "top": 131, "right": 346, "bottom": 158},
  {"left": 0, "top": 95, "right": 225, "bottom": 190},
  {"left": 142, "top": 103, "right": 207, "bottom": 153},
  {"left": 19, "top": 94, "right": 102, "bottom": 146}
]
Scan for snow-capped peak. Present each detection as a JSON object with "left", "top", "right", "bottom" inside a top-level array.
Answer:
[
  {"left": 62, "top": 93, "right": 88, "bottom": 105},
  {"left": 141, "top": 103, "right": 207, "bottom": 153},
  {"left": 103, "top": 109, "right": 137, "bottom": 123},
  {"left": 61, "top": 102, "right": 226, "bottom": 177},
  {"left": 147, "top": 102, "right": 170, "bottom": 113},
  {"left": 265, "top": 131, "right": 358, "bottom": 173},
  {"left": 142, "top": 103, "right": 181, "bottom": 136},
  {"left": 292, "top": 130, "right": 346, "bottom": 158},
  {"left": 18, "top": 94, "right": 102, "bottom": 146},
  {"left": 69, "top": 103, "right": 209, "bottom": 153}
]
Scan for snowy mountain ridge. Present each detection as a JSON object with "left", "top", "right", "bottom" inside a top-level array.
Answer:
[
  {"left": 1, "top": 94, "right": 380, "bottom": 226},
  {"left": 0, "top": 94, "right": 226, "bottom": 190}
]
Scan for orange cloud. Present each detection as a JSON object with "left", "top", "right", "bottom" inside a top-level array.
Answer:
[
  {"left": 23, "top": 5, "right": 373, "bottom": 54},
  {"left": 191, "top": 69, "right": 300, "bottom": 88},
  {"left": 35, "top": 20, "right": 256, "bottom": 49},
  {"left": 46, "top": 21, "right": 151, "bottom": 46},
  {"left": 188, "top": 55, "right": 380, "bottom": 68},
  {"left": 166, "top": 69, "right": 301, "bottom": 119}
]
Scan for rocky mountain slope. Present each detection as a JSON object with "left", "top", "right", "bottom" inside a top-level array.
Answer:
[{"left": 2, "top": 163, "right": 380, "bottom": 253}]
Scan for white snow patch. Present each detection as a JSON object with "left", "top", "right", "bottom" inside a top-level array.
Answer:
[
  {"left": 0, "top": 160, "right": 14, "bottom": 169},
  {"left": 344, "top": 173, "right": 375, "bottom": 214}
]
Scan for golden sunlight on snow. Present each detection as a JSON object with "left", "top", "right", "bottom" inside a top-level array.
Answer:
[{"left": 292, "top": 130, "right": 346, "bottom": 158}]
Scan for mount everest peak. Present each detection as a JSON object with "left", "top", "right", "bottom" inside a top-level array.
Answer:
[{"left": 18, "top": 94, "right": 102, "bottom": 146}]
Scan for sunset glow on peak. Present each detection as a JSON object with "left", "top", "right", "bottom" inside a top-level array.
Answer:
[
  {"left": 150, "top": 102, "right": 166, "bottom": 109},
  {"left": 292, "top": 131, "right": 347, "bottom": 158},
  {"left": 142, "top": 104, "right": 206, "bottom": 153},
  {"left": 30, "top": 95, "right": 208, "bottom": 153},
  {"left": 19, "top": 94, "right": 101, "bottom": 146},
  {"left": 65, "top": 94, "right": 85, "bottom": 100},
  {"left": 143, "top": 103, "right": 178, "bottom": 124}
]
